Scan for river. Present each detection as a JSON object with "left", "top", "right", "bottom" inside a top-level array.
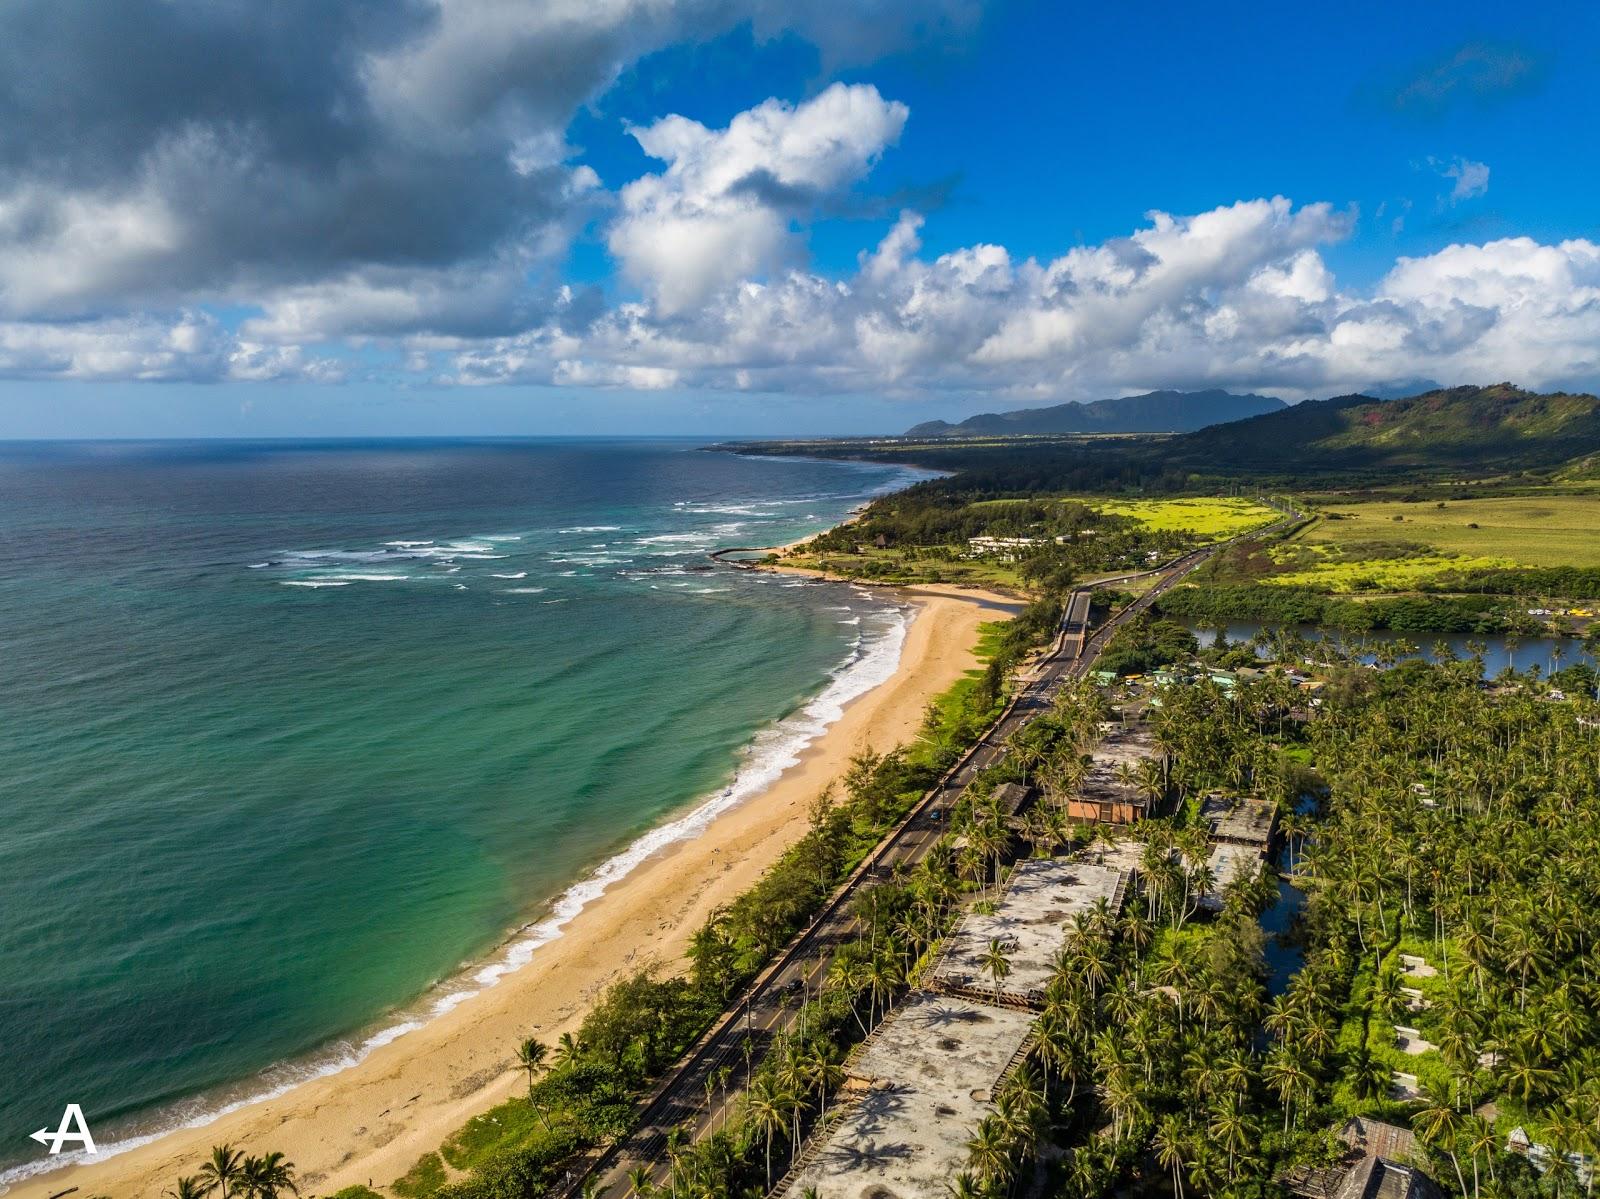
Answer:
[{"left": 1184, "top": 622, "right": 1596, "bottom": 681}]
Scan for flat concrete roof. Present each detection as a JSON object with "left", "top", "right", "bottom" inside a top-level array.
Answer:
[
  {"left": 1201, "top": 842, "right": 1263, "bottom": 909},
  {"left": 1077, "top": 721, "right": 1161, "bottom": 808},
  {"left": 932, "top": 857, "right": 1129, "bottom": 1002},
  {"left": 785, "top": 991, "right": 1034, "bottom": 1199},
  {"left": 1200, "top": 795, "right": 1275, "bottom": 846},
  {"left": 1090, "top": 839, "right": 1145, "bottom": 875},
  {"left": 991, "top": 781, "right": 1033, "bottom": 817}
]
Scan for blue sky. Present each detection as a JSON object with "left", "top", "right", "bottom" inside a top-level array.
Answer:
[
  {"left": 595, "top": 1, "right": 1590, "bottom": 281},
  {"left": 0, "top": 0, "right": 1595, "bottom": 437}
]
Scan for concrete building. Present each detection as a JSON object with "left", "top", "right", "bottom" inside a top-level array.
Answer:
[
  {"left": 1065, "top": 721, "right": 1164, "bottom": 825},
  {"left": 1200, "top": 841, "right": 1263, "bottom": 910},
  {"left": 1285, "top": 1118, "right": 1441, "bottom": 1199},
  {"left": 1199, "top": 794, "right": 1277, "bottom": 849},
  {"left": 778, "top": 991, "right": 1035, "bottom": 1199},
  {"left": 931, "top": 857, "right": 1131, "bottom": 1006},
  {"left": 990, "top": 781, "right": 1034, "bottom": 820}
]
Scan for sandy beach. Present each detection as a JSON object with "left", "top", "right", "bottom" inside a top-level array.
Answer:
[{"left": 11, "top": 584, "right": 1018, "bottom": 1199}]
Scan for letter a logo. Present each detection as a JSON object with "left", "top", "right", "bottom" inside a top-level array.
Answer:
[{"left": 30, "top": 1104, "right": 97, "bottom": 1155}]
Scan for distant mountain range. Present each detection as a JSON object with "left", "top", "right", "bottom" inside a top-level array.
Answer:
[
  {"left": 719, "top": 383, "right": 1600, "bottom": 486},
  {"left": 1166, "top": 383, "right": 1600, "bottom": 472},
  {"left": 904, "top": 389, "right": 1287, "bottom": 437}
]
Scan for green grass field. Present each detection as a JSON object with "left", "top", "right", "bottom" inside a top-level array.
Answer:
[
  {"left": 1297, "top": 493, "right": 1600, "bottom": 568},
  {"left": 1262, "top": 544, "right": 1516, "bottom": 592},
  {"left": 1091, "top": 496, "right": 1279, "bottom": 538},
  {"left": 966, "top": 494, "right": 1280, "bottom": 538},
  {"left": 1246, "top": 492, "right": 1600, "bottom": 592}
]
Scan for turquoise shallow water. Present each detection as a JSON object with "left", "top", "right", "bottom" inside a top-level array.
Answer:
[{"left": 0, "top": 439, "right": 928, "bottom": 1178}]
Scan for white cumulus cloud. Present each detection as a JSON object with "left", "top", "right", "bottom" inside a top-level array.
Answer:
[
  {"left": 451, "top": 192, "right": 1600, "bottom": 403},
  {"left": 608, "top": 83, "right": 909, "bottom": 314}
]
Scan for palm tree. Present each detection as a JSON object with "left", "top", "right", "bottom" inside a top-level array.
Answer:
[
  {"left": 1263, "top": 1049, "right": 1312, "bottom": 1131},
  {"left": 552, "top": 1030, "right": 581, "bottom": 1068},
  {"left": 626, "top": 1164, "right": 655, "bottom": 1197},
  {"left": 1501, "top": 1037, "right": 1560, "bottom": 1101},
  {"left": 1152, "top": 1115, "right": 1187, "bottom": 1199},
  {"left": 165, "top": 1177, "right": 208, "bottom": 1199},
  {"left": 980, "top": 937, "right": 1013, "bottom": 1005},
  {"left": 1206, "top": 1097, "right": 1249, "bottom": 1174},
  {"left": 1134, "top": 756, "right": 1166, "bottom": 813},
  {"left": 803, "top": 1042, "right": 845, "bottom": 1125},
  {"left": 199, "top": 1145, "right": 244, "bottom": 1199},
  {"left": 865, "top": 953, "right": 902, "bottom": 1027},
  {"left": 516, "top": 1037, "right": 549, "bottom": 1101},
  {"left": 777, "top": 1047, "right": 811, "bottom": 1148},
  {"left": 946, "top": 1171, "right": 985, "bottom": 1199},
  {"left": 744, "top": 1075, "right": 791, "bottom": 1190},
  {"left": 999, "top": 1064, "right": 1046, "bottom": 1159},
  {"left": 237, "top": 1152, "right": 298, "bottom": 1199},
  {"left": 1033, "top": 1005, "right": 1078, "bottom": 1106},
  {"left": 965, "top": 1115, "right": 1013, "bottom": 1191},
  {"left": 1414, "top": 1084, "right": 1470, "bottom": 1197}
]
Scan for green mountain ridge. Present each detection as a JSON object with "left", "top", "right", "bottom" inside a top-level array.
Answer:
[
  {"left": 1168, "top": 383, "right": 1600, "bottom": 473},
  {"left": 905, "top": 389, "right": 1286, "bottom": 437},
  {"left": 717, "top": 383, "right": 1600, "bottom": 491}
]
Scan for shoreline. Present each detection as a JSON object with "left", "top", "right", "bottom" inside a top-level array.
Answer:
[{"left": 6, "top": 581, "right": 1020, "bottom": 1199}]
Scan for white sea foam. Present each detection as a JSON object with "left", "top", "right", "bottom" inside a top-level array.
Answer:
[
  {"left": 558, "top": 525, "right": 621, "bottom": 533},
  {"left": 247, "top": 562, "right": 270, "bottom": 569},
  {"left": 320, "top": 574, "right": 409, "bottom": 582},
  {"left": 279, "top": 580, "right": 352, "bottom": 588},
  {"left": 491, "top": 572, "right": 528, "bottom": 579},
  {"left": 500, "top": 587, "right": 549, "bottom": 595},
  {"left": 1, "top": 584, "right": 914, "bottom": 1191},
  {"left": 671, "top": 501, "right": 776, "bottom": 517},
  {"left": 635, "top": 532, "right": 713, "bottom": 545},
  {"left": 285, "top": 549, "right": 396, "bottom": 564}
]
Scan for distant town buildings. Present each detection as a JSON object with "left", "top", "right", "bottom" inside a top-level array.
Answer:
[{"left": 963, "top": 532, "right": 1096, "bottom": 561}]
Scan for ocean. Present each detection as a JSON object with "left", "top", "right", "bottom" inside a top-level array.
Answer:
[{"left": 0, "top": 439, "right": 930, "bottom": 1181}]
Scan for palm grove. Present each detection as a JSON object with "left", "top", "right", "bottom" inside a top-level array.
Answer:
[{"left": 584, "top": 649, "right": 1600, "bottom": 1198}]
